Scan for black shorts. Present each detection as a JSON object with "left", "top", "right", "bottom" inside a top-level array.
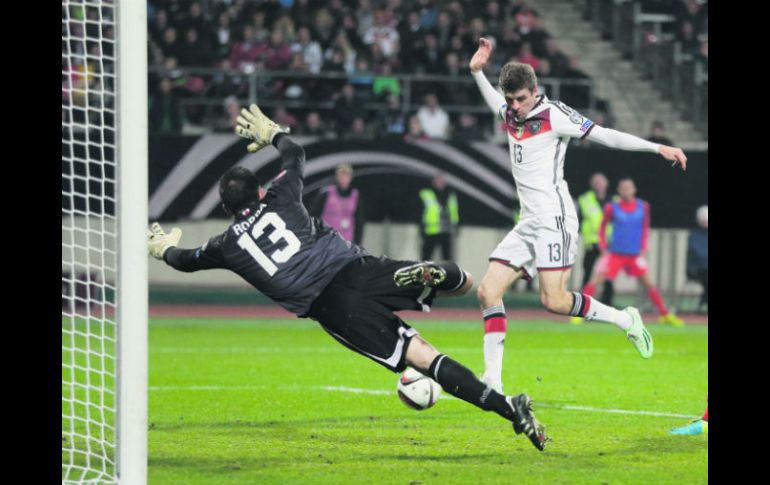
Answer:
[{"left": 306, "top": 256, "right": 438, "bottom": 373}]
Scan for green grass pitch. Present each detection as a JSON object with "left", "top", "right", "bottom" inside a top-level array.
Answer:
[{"left": 144, "top": 318, "right": 707, "bottom": 484}]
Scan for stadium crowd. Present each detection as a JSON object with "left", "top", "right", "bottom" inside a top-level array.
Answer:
[
  {"left": 144, "top": 0, "right": 601, "bottom": 136},
  {"left": 62, "top": 0, "right": 706, "bottom": 140}
]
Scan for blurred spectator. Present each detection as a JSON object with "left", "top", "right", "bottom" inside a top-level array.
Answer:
[
  {"left": 159, "top": 27, "right": 181, "bottom": 60},
  {"left": 441, "top": 51, "right": 473, "bottom": 104},
  {"left": 260, "top": 29, "right": 292, "bottom": 70},
  {"left": 483, "top": 2, "right": 503, "bottom": 38},
  {"left": 209, "top": 59, "right": 247, "bottom": 99},
  {"left": 214, "top": 12, "right": 233, "bottom": 60},
  {"left": 149, "top": 9, "right": 170, "bottom": 45},
  {"left": 516, "top": 42, "right": 541, "bottom": 72},
  {"left": 356, "top": 0, "right": 376, "bottom": 38},
  {"left": 309, "top": 164, "right": 366, "bottom": 244},
  {"left": 447, "top": 34, "right": 472, "bottom": 65},
  {"left": 333, "top": 84, "right": 365, "bottom": 137},
  {"left": 344, "top": 116, "right": 376, "bottom": 140},
  {"left": 324, "top": 32, "right": 358, "bottom": 74},
  {"left": 178, "top": 2, "right": 208, "bottom": 36},
  {"left": 454, "top": 113, "right": 486, "bottom": 141},
  {"left": 516, "top": 8, "right": 551, "bottom": 57},
  {"left": 443, "top": 51, "right": 462, "bottom": 77},
  {"left": 676, "top": 0, "right": 708, "bottom": 35},
  {"left": 177, "top": 28, "right": 215, "bottom": 67},
  {"left": 291, "top": 26, "right": 323, "bottom": 74},
  {"left": 372, "top": 62, "right": 401, "bottom": 100},
  {"left": 677, "top": 20, "right": 700, "bottom": 58},
  {"left": 647, "top": 120, "right": 673, "bottom": 145},
  {"left": 416, "top": 33, "right": 444, "bottom": 74},
  {"left": 149, "top": 78, "right": 183, "bottom": 134},
  {"left": 467, "top": 18, "right": 487, "bottom": 49},
  {"left": 313, "top": 8, "right": 338, "bottom": 48},
  {"left": 339, "top": 13, "right": 362, "bottom": 52},
  {"left": 417, "top": 93, "right": 450, "bottom": 140},
  {"left": 398, "top": 10, "right": 425, "bottom": 52},
  {"left": 495, "top": 23, "right": 523, "bottom": 65},
  {"left": 350, "top": 57, "right": 375, "bottom": 99},
  {"left": 543, "top": 38, "right": 571, "bottom": 77},
  {"left": 272, "top": 13, "right": 296, "bottom": 41},
  {"left": 419, "top": 173, "right": 459, "bottom": 261},
  {"left": 251, "top": 11, "right": 270, "bottom": 44},
  {"left": 435, "top": 11, "right": 454, "bottom": 51},
  {"left": 687, "top": 205, "right": 708, "bottom": 313},
  {"left": 230, "top": 25, "right": 261, "bottom": 70},
  {"left": 302, "top": 111, "right": 333, "bottom": 138},
  {"left": 291, "top": 0, "right": 316, "bottom": 32},
  {"left": 222, "top": 96, "right": 240, "bottom": 131},
  {"left": 378, "top": 94, "right": 407, "bottom": 138},
  {"left": 418, "top": 0, "right": 440, "bottom": 29},
  {"left": 404, "top": 115, "right": 429, "bottom": 142},
  {"left": 363, "top": 9, "right": 400, "bottom": 60}
]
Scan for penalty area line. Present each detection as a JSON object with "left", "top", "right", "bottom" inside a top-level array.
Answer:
[{"left": 148, "top": 384, "right": 693, "bottom": 419}]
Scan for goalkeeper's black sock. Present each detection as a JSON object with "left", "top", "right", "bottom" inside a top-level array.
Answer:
[
  {"left": 428, "top": 354, "right": 515, "bottom": 421},
  {"left": 435, "top": 262, "right": 466, "bottom": 292}
]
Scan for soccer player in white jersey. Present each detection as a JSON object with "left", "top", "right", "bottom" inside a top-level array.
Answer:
[{"left": 469, "top": 38, "right": 687, "bottom": 392}]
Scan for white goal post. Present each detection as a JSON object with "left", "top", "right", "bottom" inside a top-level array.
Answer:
[{"left": 62, "top": 1, "right": 147, "bottom": 484}]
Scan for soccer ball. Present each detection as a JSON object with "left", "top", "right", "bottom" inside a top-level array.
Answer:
[{"left": 397, "top": 368, "right": 442, "bottom": 410}]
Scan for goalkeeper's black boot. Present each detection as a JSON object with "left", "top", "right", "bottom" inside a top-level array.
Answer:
[
  {"left": 394, "top": 262, "right": 447, "bottom": 287},
  {"left": 507, "top": 394, "right": 549, "bottom": 451}
]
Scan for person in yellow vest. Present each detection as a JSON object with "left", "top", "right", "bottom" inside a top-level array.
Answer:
[
  {"left": 420, "top": 173, "right": 459, "bottom": 261},
  {"left": 571, "top": 173, "right": 615, "bottom": 324}
]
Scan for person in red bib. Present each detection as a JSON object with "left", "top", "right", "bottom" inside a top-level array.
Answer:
[
  {"left": 309, "top": 164, "right": 365, "bottom": 244},
  {"left": 580, "top": 178, "right": 684, "bottom": 326}
]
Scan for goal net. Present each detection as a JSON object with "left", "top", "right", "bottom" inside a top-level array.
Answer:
[{"left": 62, "top": 1, "right": 147, "bottom": 483}]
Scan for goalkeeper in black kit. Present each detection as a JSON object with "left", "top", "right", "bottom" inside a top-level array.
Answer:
[{"left": 147, "top": 104, "right": 549, "bottom": 451}]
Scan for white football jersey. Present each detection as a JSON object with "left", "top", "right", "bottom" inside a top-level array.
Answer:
[{"left": 492, "top": 95, "right": 594, "bottom": 220}]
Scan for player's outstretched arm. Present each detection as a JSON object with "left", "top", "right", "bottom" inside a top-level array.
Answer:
[
  {"left": 469, "top": 37, "right": 507, "bottom": 116},
  {"left": 148, "top": 222, "right": 224, "bottom": 272},
  {"left": 147, "top": 222, "right": 181, "bottom": 260},
  {"left": 585, "top": 125, "right": 687, "bottom": 171}
]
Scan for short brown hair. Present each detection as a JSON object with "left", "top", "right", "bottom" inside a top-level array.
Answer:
[{"left": 499, "top": 61, "right": 537, "bottom": 93}]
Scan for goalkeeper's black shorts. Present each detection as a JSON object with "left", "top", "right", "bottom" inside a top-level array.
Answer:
[{"left": 306, "top": 256, "right": 437, "bottom": 373}]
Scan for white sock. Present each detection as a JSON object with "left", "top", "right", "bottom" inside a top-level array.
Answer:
[
  {"left": 584, "top": 297, "right": 633, "bottom": 330},
  {"left": 482, "top": 304, "right": 506, "bottom": 383},
  {"left": 483, "top": 332, "right": 505, "bottom": 383}
]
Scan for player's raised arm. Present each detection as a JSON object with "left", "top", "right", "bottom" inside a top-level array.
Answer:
[
  {"left": 469, "top": 38, "right": 507, "bottom": 118},
  {"left": 586, "top": 125, "right": 687, "bottom": 171},
  {"left": 273, "top": 133, "right": 306, "bottom": 175}
]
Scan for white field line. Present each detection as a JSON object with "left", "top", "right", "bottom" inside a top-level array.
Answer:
[
  {"left": 152, "top": 347, "right": 648, "bottom": 355},
  {"left": 147, "top": 384, "right": 694, "bottom": 419}
]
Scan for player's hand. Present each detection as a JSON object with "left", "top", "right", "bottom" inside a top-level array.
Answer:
[
  {"left": 658, "top": 145, "right": 687, "bottom": 171},
  {"left": 235, "top": 104, "right": 289, "bottom": 153},
  {"left": 469, "top": 37, "right": 493, "bottom": 73},
  {"left": 147, "top": 222, "right": 182, "bottom": 260},
  {"left": 235, "top": 104, "right": 267, "bottom": 153}
]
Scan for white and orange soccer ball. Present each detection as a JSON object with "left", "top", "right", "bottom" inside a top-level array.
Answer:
[{"left": 397, "top": 368, "right": 442, "bottom": 410}]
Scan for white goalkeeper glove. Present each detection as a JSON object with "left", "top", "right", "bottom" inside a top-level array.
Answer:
[
  {"left": 234, "top": 104, "right": 290, "bottom": 153},
  {"left": 147, "top": 222, "right": 182, "bottom": 260}
]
